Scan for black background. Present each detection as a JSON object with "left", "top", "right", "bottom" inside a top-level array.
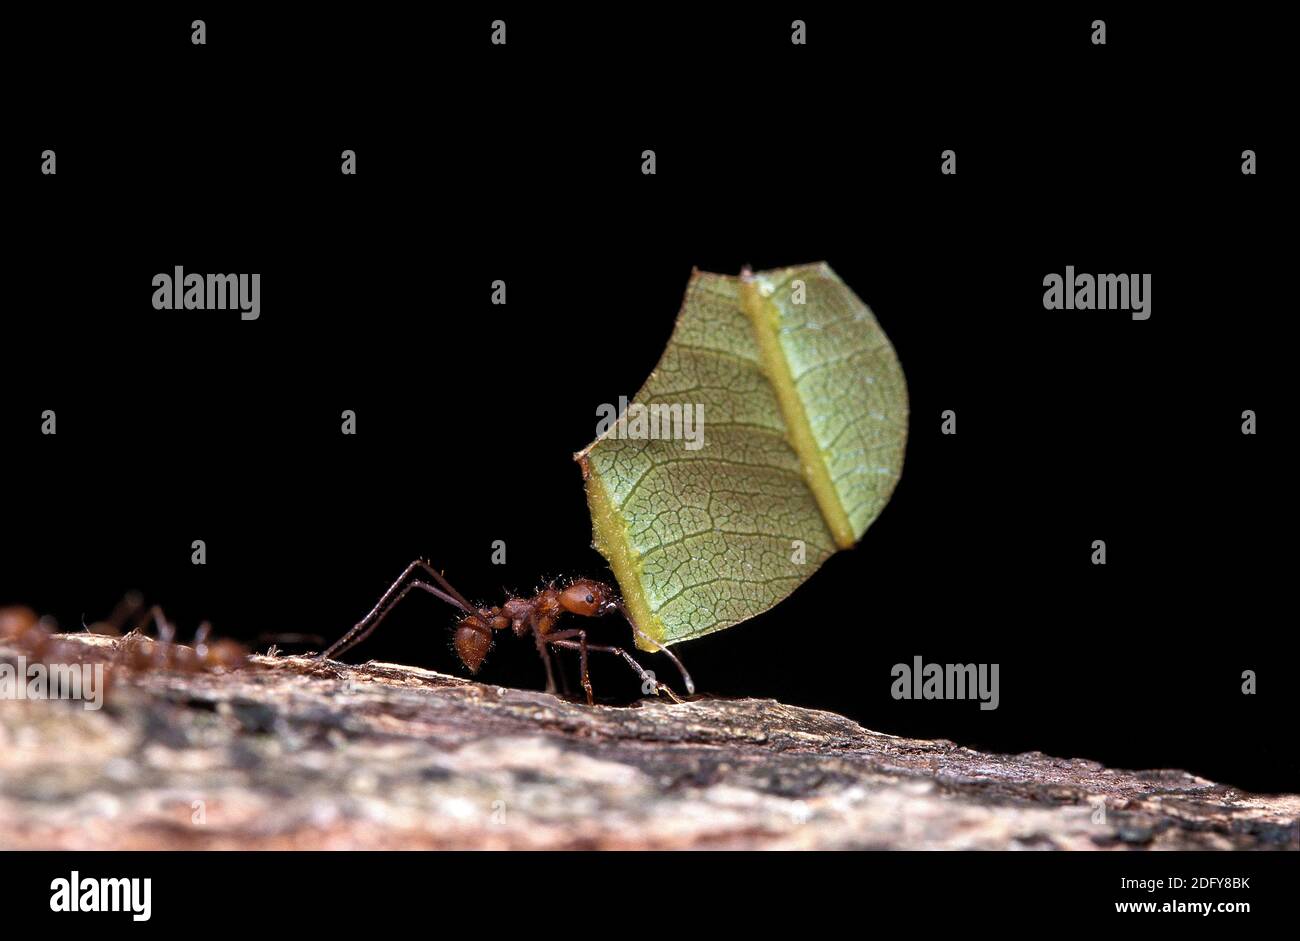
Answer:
[
  {"left": 9, "top": 850, "right": 1294, "bottom": 926},
  {"left": 4, "top": 7, "right": 1292, "bottom": 796}
]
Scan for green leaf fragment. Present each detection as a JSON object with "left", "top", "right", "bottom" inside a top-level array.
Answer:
[{"left": 576, "top": 263, "right": 908, "bottom": 649}]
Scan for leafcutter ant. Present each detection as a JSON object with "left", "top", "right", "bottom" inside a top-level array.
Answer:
[
  {"left": 317, "top": 559, "right": 695, "bottom": 705},
  {"left": 0, "top": 599, "right": 247, "bottom": 674},
  {"left": 113, "top": 604, "right": 248, "bottom": 673}
]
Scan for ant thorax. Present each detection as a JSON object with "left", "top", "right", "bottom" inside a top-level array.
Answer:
[
  {"left": 529, "top": 590, "right": 565, "bottom": 635},
  {"left": 500, "top": 596, "right": 539, "bottom": 635}
]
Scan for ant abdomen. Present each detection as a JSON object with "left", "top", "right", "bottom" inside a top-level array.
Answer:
[
  {"left": 453, "top": 617, "right": 493, "bottom": 673},
  {"left": 200, "top": 639, "right": 249, "bottom": 671}
]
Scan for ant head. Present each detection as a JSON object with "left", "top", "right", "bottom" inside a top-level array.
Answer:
[
  {"left": 454, "top": 617, "right": 493, "bottom": 673},
  {"left": 558, "top": 580, "right": 618, "bottom": 618}
]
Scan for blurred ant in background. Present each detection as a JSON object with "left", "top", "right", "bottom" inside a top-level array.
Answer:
[{"left": 0, "top": 593, "right": 246, "bottom": 673}]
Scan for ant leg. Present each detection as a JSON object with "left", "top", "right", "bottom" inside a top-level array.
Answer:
[
  {"left": 320, "top": 572, "right": 471, "bottom": 661},
  {"left": 134, "top": 605, "right": 177, "bottom": 666},
  {"left": 130, "top": 604, "right": 175, "bottom": 642},
  {"left": 116, "top": 605, "right": 176, "bottom": 669},
  {"left": 614, "top": 601, "right": 695, "bottom": 695},
  {"left": 532, "top": 628, "right": 559, "bottom": 694},
  {"left": 544, "top": 629, "right": 592, "bottom": 705},
  {"left": 410, "top": 559, "right": 477, "bottom": 614},
  {"left": 548, "top": 636, "right": 684, "bottom": 704},
  {"left": 82, "top": 591, "right": 146, "bottom": 636},
  {"left": 318, "top": 559, "right": 475, "bottom": 662},
  {"left": 193, "top": 622, "right": 212, "bottom": 659},
  {"left": 577, "top": 632, "right": 590, "bottom": 705},
  {"left": 553, "top": 648, "right": 573, "bottom": 698}
]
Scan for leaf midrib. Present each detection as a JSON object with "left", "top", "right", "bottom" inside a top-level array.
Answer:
[{"left": 738, "top": 274, "right": 856, "bottom": 550}]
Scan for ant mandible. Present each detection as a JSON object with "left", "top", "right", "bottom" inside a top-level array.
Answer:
[{"left": 317, "top": 559, "right": 695, "bottom": 705}]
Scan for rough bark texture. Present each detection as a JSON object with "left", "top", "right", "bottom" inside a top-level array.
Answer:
[{"left": 2, "top": 633, "right": 1296, "bottom": 850}]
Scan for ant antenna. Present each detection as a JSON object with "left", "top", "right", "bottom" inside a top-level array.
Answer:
[{"left": 615, "top": 601, "right": 695, "bottom": 696}]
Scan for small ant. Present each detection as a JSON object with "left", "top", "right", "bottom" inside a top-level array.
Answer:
[
  {"left": 318, "top": 559, "right": 695, "bottom": 705},
  {"left": 114, "top": 605, "right": 248, "bottom": 673},
  {"left": 0, "top": 599, "right": 247, "bottom": 674}
]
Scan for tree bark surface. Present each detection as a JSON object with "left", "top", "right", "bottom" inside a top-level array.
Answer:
[{"left": 2, "top": 633, "right": 1296, "bottom": 850}]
